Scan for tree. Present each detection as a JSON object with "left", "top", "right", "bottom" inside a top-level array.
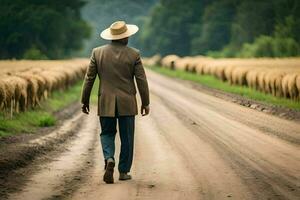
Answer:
[
  {"left": 0, "top": 0, "right": 91, "bottom": 59},
  {"left": 191, "top": 0, "right": 238, "bottom": 55},
  {"left": 138, "top": 0, "right": 209, "bottom": 56}
]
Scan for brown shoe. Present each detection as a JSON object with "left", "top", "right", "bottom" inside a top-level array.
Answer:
[
  {"left": 103, "top": 158, "right": 115, "bottom": 184},
  {"left": 119, "top": 173, "right": 132, "bottom": 181}
]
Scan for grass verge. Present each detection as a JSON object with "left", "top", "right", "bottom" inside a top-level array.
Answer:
[
  {"left": 149, "top": 65, "right": 300, "bottom": 110},
  {"left": 0, "top": 78, "right": 99, "bottom": 138}
]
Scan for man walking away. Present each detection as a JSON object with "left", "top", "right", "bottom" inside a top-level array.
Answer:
[{"left": 81, "top": 21, "right": 150, "bottom": 184}]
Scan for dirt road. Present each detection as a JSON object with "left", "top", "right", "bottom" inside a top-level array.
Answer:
[{"left": 5, "top": 69, "right": 300, "bottom": 200}]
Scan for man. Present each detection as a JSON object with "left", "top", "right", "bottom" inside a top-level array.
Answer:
[{"left": 81, "top": 21, "right": 150, "bottom": 184}]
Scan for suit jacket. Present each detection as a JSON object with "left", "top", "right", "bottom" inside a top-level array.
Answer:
[{"left": 81, "top": 42, "right": 150, "bottom": 117}]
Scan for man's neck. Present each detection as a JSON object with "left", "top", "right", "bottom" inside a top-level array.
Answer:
[{"left": 111, "top": 39, "right": 128, "bottom": 46}]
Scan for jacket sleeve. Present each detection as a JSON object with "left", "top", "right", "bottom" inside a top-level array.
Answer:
[
  {"left": 134, "top": 53, "right": 150, "bottom": 106},
  {"left": 81, "top": 49, "right": 97, "bottom": 105}
]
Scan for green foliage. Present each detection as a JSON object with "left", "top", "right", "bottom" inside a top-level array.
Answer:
[
  {"left": 0, "top": 0, "right": 91, "bottom": 59},
  {"left": 38, "top": 115, "right": 56, "bottom": 127},
  {"left": 207, "top": 44, "right": 238, "bottom": 58},
  {"left": 240, "top": 36, "right": 275, "bottom": 57},
  {"left": 230, "top": 0, "right": 276, "bottom": 46},
  {"left": 23, "top": 46, "right": 48, "bottom": 60},
  {"left": 136, "top": 0, "right": 300, "bottom": 57},
  {"left": 273, "top": 37, "right": 300, "bottom": 57},
  {"left": 238, "top": 15, "right": 300, "bottom": 57},
  {"left": 138, "top": 0, "right": 207, "bottom": 56},
  {"left": 239, "top": 36, "right": 300, "bottom": 58},
  {"left": 3, "top": 0, "right": 299, "bottom": 58},
  {"left": 191, "top": 0, "right": 237, "bottom": 55}
]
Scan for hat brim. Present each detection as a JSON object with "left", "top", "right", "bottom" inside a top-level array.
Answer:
[{"left": 100, "top": 24, "right": 139, "bottom": 40}]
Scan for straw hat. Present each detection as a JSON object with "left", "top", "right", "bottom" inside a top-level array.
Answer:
[{"left": 100, "top": 21, "right": 139, "bottom": 40}]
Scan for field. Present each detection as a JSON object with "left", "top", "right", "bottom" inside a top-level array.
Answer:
[{"left": 143, "top": 55, "right": 300, "bottom": 104}]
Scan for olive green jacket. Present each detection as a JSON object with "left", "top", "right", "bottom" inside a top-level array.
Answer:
[{"left": 81, "top": 42, "right": 150, "bottom": 116}]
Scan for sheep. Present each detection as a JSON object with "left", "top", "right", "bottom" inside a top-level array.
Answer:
[
  {"left": 79, "top": 64, "right": 88, "bottom": 78},
  {"left": 224, "top": 66, "right": 236, "bottom": 85},
  {"left": 28, "top": 68, "right": 52, "bottom": 99},
  {"left": 208, "top": 65, "right": 217, "bottom": 76},
  {"left": 1, "top": 75, "right": 17, "bottom": 117},
  {"left": 161, "top": 55, "right": 180, "bottom": 69},
  {"left": 184, "top": 58, "right": 195, "bottom": 72},
  {"left": 42, "top": 71, "right": 61, "bottom": 92},
  {"left": 281, "top": 73, "right": 298, "bottom": 99},
  {"left": 282, "top": 74, "right": 290, "bottom": 98},
  {"left": 195, "top": 62, "right": 205, "bottom": 75},
  {"left": 41, "top": 70, "right": 66, "bottom": 92},
  {"left": 263, "top": 71, "right": 273, "bottom": 94},
  {"left": 246, "top": 70, "right": 259, "bottom": 89},
  {"left": 51, "top": 67, "right": 75, "bottom": 89},
  {"left": 257, "top": 70, "right": 268, "bottom": 93},
  {"left": 274, "top": 72, "right": 286, "bottom": 97},
  {"left": 31, "top": 73, "right": 47, "bottom": 102},
  {"left": 264, "top": 71, "right": 286, "bottom": 97},
  {"left": 15, "top": 73, "right": 39, "bottom": 108},
  {"left": 143, "top": 54, "right": 161, "bottom": 66},
  {"left": 287, "top": 73, "right": 298, "bottom": 100},
  {"left": 239, "top": 68, "right": 251, "bottom": 86},
  {"left": 296, "top": 75, "right": 300, "bottom": 100},
  {"left": 10, "top": 76, "right": 28, "bottom": 112},
  {"left": 231, "top": 68, "right": 239, "bottom": 85},
  {"left": 183, "top": 56, "right": 205, "bottom": 73},
  {"left": 24, "top": 69, "right": 49, "bottom": 101},
  {"left": 231, "top": 67, "right": 250, "bottom": 86},
  {"left": 202, "top": 64, "right": 211, "bottom": 75},
  {"left": 152, "top": 54, "right": 162, "bottom": 66},
  {"left": 214, "top": 65, "right": 227, "bottom": 81},
  {"left": 0, "top": 59, "right": 90, "bottom": 114},
  {"left": 185, "top": 57, "right": 204, "bottom": 73},
  {"left": 0, "top": 79, "right": 7, "bottom": 111},
  {"left": 174, "top": 57, "right": 192, "bottom": 71}
]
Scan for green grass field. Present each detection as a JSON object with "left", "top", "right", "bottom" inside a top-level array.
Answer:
[
  {"left": 0, "top": 78, "right": 99, "bottom": 137},
  {"left": 149, "top": 66, "right": 300, "bottom": 110}
]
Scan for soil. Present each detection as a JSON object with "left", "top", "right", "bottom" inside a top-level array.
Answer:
[{"left": 0, "top": 102, "right": 83, "bottom": 198}]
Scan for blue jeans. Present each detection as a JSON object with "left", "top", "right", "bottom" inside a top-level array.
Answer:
[{"left": 99, "top": 114, "right": 135, "bottom": 173}]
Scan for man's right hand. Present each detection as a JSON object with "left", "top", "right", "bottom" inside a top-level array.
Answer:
[
  {"left": 141, "top": 105, "right": 150, "bottom": 116},
  {"left": 82, "top": 104, "right": 90, "bottom": 114}
]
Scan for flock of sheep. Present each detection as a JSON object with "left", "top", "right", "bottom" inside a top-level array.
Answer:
[
  {"left": 0, "top": 59, "right": 88, "bottom": 117},
  {"left": 1, "top": 55, "right": 299, "bottom": 118},
  {"left": 143, "top": 55, "right": 300, "bottom": 101}
]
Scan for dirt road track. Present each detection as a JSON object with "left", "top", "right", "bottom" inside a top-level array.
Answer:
[{"left": 5, "top": 69, "right": 300, "bottom": 200}]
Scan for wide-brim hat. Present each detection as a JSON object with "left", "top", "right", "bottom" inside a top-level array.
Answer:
[{"left": 100, "top": 21, "right": 139, "bottom": 40}]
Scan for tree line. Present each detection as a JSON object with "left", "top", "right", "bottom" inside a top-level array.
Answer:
[
  {"left": 0, "top": 0, "right": 299, "bottom": 59},
  {"left": 0, "top": 0, "right": 91, "bottom": 59},
  {"left": 137, "top": 0, "right": 300, "bottom": 57}
]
